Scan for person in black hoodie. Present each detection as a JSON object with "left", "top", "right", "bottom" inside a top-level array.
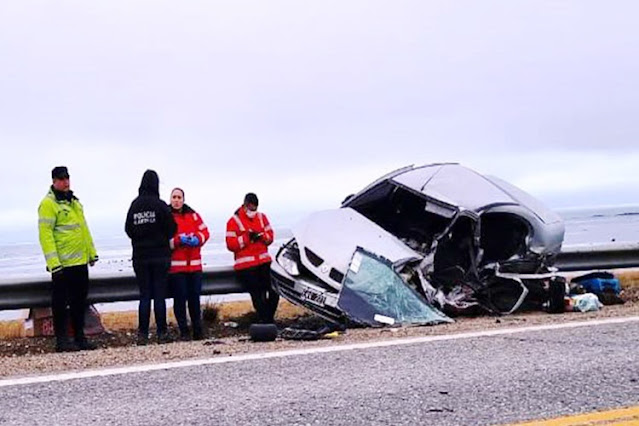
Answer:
[{"left": 125, "top": 170, "right": 177, "bottom": 344}]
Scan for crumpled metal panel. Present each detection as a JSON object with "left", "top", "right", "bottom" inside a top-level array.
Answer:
[
  {"left": 392, "top": 164, "right": 513, "bottom": 211},
  {"left": 293, "top": 208, "right": 422, "bottom": 289}
]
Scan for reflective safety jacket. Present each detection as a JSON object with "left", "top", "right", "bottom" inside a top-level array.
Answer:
[
  {"left": 169, "top": 205, "right": 210, "bottom": 273},
  {"left": 38, "top": 187, "right": 98, "bottom": 273},
  {"left": 225, "top": 207, "right": 274, "bottom": 270}
]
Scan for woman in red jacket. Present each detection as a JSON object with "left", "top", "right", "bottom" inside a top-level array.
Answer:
[{"left": 169, "top": 188, "right": 210, "bottom": 340}]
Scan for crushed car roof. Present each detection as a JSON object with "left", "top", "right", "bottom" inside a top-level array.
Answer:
[{"left": 382, "top": 163, "right": 561, "bottom": 224}]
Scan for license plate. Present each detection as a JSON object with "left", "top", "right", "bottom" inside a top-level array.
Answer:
[{"left": 301, "top": 286, "right": 327, "bottom": 307}]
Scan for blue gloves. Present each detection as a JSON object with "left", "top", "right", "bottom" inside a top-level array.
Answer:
[
  {"left": 187, "top": 235, "right": 200, "bottom": 246},
  {"left": 179, "top": 234, "right": 200, "bottom": 247}
]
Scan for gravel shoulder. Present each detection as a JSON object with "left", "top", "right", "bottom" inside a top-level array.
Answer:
[{"left": 1, "top": 300, "right": 637, "bottom": 380}]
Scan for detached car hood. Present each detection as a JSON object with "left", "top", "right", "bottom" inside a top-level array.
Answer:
[{"left": 293, "top": 208, "right": 422, "bottom": 288}]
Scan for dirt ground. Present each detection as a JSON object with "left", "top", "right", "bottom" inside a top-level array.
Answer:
[{"left": 0, "top": 271, "right": 637, "bottom": 379}]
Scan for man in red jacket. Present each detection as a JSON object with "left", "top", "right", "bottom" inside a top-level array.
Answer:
[{"left": 226, "top": 193, "right": 279, "bottom": 323}]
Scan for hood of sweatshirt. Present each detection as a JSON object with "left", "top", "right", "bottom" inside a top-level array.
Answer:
[{"left": 139, "top": 170, "right": 160, "bottom": 197}]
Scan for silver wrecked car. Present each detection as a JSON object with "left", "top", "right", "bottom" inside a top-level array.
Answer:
[{"left": 271, "top": 163, "right": 565, "bottom": 326}]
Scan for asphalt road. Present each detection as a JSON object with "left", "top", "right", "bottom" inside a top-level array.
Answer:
[{"left": 1, "top": 320, "right": 638, "bottom": 426}]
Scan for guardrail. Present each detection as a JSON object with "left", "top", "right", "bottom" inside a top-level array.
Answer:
[
  {"left": 1, "top": 244, "right": 638, "bottom": 311},
  {"left": 554, "top": 243, "right": 639, "bottom": 271},
  {"left": 0, "top": 266, "right": 242, "bottom": 311}
]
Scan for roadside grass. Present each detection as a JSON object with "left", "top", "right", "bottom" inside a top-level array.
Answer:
[
  {"left": 616, "top": 270, "right": 639, "bottom": 288},
  {"left": 1, "top": 271, "right": 638, "bottom": 340},
  {"left": 616, "top": 270, "right": 639, "bottom": 300},
  {"left": 100, "top": 299, "right": 308, "bottom": 333},
  {"left": 0, "top": 321, "right": 24, "bottom": 339}
]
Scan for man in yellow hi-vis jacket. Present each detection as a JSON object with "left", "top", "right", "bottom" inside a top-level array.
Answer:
[{"left": 38, "top": 166, "right": 98, "bottom": 352}]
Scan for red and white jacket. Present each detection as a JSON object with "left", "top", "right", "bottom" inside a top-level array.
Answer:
[
  {"left": 169, "top": 205, "right": 210, "bottom": 273},
  {"left": 225, "top": 207, "right": 274, "bottom": 270}
]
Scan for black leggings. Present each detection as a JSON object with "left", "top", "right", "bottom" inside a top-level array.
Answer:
[
  {"left": 237, "top": 263, "right": 280, "bottom": 323},
  {"left": 51, "top": 264, "right": 89, "bottom": 341}
]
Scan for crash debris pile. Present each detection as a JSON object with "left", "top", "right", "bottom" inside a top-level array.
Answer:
[{"left": 562, "top": 271, "right": 624, "bottom": 313}]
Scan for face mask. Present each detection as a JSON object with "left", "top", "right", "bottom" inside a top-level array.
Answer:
[{"left": 245, "top": 209, "right": 257, "bottom": 218}]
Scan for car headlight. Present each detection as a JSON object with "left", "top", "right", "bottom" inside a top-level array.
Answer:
[{"left": 278, "top": 252, "right": 300, "bottom": 276}]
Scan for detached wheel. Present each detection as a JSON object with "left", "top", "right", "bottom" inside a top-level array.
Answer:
[
  {"left": 249, "top": 324, "right": 278, "bottom": 342},
  {"left": 548, "top": 278, "right": 566, "bottom": 314}
]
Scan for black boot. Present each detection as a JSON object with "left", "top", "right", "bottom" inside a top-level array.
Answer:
[
  {"left": 75, "top": 337, "right": 97, "bottom": 351},
  {"left": 56, "top": 338, "right": 79, "bottom": 353},
  {"left": 157, "top": 332, "right": 174, "bottom": 344},
  {"left": 193, "top": 327, "right": 204, "bottom": 341},
  {"left": 137, "top": 333, "right": 149, "bottom": 346},
  {"left": 179, "top": 329, "right": 191, "bottom": 341}
]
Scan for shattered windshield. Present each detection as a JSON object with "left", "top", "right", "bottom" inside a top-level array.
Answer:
[{"left": 337, "top": 248, "right": 452, "bottom": 326}]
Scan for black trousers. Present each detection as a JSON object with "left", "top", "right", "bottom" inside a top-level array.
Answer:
[
  {"left": 236, "top": 263, "right": 280, "bottom": 323},
  {"left": 170, "top": 272, "right": 203, "bottom": 335},
  {"left": 51, "top": 264, "right": 89, "bottom": 342},
  {"left": 133, "top": 258, "right": 170, "bottom": 336}
]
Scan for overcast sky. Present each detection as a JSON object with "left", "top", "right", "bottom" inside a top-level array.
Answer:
[{"left": 1, "top": 1, "right": 638, "bottom": 242}]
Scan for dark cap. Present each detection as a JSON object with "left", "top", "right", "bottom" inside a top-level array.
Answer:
[
  {"left": 244, "top": 192, "right": 259, "bottom": 206},
  {"left": 51, "top": 166, "right": 69, "bottom": 179}
]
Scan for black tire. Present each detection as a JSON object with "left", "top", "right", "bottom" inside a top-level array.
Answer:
[
  {"left": 548, "top": 278, "right": 566, "bottom": 314},
  {"left": 249, "top": 323, "right": 278, "bottom": 342}
]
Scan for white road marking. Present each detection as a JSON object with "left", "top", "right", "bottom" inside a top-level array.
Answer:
[{"left": 2, "top": 316, "right": 638, "bottom": 388}]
